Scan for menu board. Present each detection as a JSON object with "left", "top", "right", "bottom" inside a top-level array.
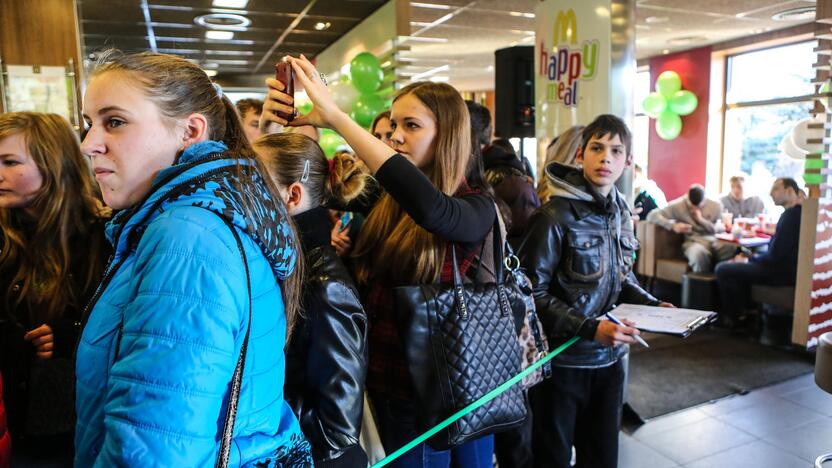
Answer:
[{"left": 4, "top": 65, "right": 73, "bottom": 121}]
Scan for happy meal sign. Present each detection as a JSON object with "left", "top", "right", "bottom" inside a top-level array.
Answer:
[
  {"left": 537, "top": 8, "right": 600, "bottom": 107},
  {"left": 534, "top": 0, "right": 612, "bottom": 141}
]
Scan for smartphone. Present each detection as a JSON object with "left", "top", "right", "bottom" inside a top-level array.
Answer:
[
  {"left": 339, "top": 212, "right": 353, "bottom": 233},
  {"left": 274, "top": 59, "right": 296, "bottom": 122}
]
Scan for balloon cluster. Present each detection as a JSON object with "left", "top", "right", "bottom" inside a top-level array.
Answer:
[
  {"left": 315, "top": 52, "right": 390, "bottom": 156},
  {"left": 642, "top": 71, "right": 698, "bottom": 141}
]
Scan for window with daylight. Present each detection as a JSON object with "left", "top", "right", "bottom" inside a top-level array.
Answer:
[
  {"left": 633, "top": 69, "right": 652, "bottom": 172},
  {"left": 722, "top": 40, "right": 816, "bottom": 201}
]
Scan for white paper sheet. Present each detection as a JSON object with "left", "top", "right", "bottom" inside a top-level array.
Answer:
[{"left": 606, "top": 304, "right": 716, "bottom": 336}]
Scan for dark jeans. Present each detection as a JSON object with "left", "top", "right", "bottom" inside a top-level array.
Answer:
[
  {"left": 529, "top": 360, "right": 624, "bottom": 468},
  {"left": 493, "top": 399, "right": 533, "bottom": 468},
  {"left": 715, "top": 261, "right": 794, "bottom": 319},
  {"left": 371, "top": 394, "right": 494, "bottom": 468}
]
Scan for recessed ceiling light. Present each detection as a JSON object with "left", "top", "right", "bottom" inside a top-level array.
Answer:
[
  {"left": 398, "top": 35, "right": 449, "bottom": 43},
  {"left": 662, "top": 49, "right": 670, "bottom": 54},
  {"left": 195, "top": 13, "right": 251, "bottom": 31},
  {"left": 204, "top": 69, "right": 218, "bottom": 77},
  {"left": 645, "top": 16, "right": 669, "bottom": 24},
  {"left": 205, "top": 30, "right": 234, "bottom": 40},
  {"left": 771, "top": 6, "right": 815, "bottom": 21},
  {"left": 314, "top": 21, "right": 331, "bottom": 30},
  {"left": 668, "top": 36, "right": 707, "bottom": 46},
  {"left": 212, "top": 0, "right": 248, "bottom": 8},
  {"left": 411, "top": 2, "right": 452, "bottom": 10}
]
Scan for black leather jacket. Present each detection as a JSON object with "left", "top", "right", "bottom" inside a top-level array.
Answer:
[
  {"left": 517, "top": 163, "right": 658, "bottom": 368},
  {"left": 285, "top": 207, "right": 368, "bottom": 467}
]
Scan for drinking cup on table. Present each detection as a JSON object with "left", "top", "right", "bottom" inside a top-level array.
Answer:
[{"left": 721, "top": 212, "right": 734, "bottom": 231}]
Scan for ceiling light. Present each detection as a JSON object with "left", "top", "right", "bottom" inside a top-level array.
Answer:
[
  {"left": 509, "top": 11, "right": 535, "bottom": 18},
  {"left": 212, "top": 0, "right": 248, "bottom": 8},
  {"left": 195, "top": 13, "right": 251, "bottom": 31},
  {"left": 411, "top": 2, "right": 452, "bottom": 10},
  {"left": 668, "top": 36, "right": 707, "bottom": 46},
  {"left": 662, "top": 49, "right": 670, "bottom": 54},
  {"left": 314, "top": 21, "right": 331, "bottom": 30},
  {"left": 398, "top": 35, "right": 449, "bottom": 43},
  {"left": 203, "top": 62, "right": 220, "bottom": 69},
  {"left": 771, "top": 6, "right": 815, "bottom": 21},
  {"left": 645, "top": 16, "right": 669, "bottom": 24},
  {"left": 521, "top": 35, "right": 535, "bottom": 43},
  {"left": 204, "top": 69, "right": 218, "bottom": 77},
  {"left": 429, "top": 76, "right": 449, "bottom": 83},
  {"left": 428, "top": 13, "right": 454, "bottom": 27},
  {"left": 205, "top": 30, "right": 234, "bottom": 40},
  {"left": 411, "top": 64, "right": 450, "bottom": 81}
]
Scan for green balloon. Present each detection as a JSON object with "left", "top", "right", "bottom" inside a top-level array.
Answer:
[
  {"left": 656, "top": 71, "right": 682, "bottom": 99},
  {"left": 340, "top": 74, "right": 351, "bottom": 84},
  {"left": 319, "top": 129, "right": 346, "bottom": 157},
  {"left": 350, "top": 52, "right": 384, "bottom": 94},
  {"left": 642, "top": 92, "right": 667, "bottom": 118},
  {"left": 669, "top": 90, "right": 698, "bottom": 116},
  {"left": 297, "top": 101, "right": 314, "bottom": 116},
  {"left": 656, "top": 110, "right": 682, "bottom": 140},
  {"left": 350, "top": 93, "right": 387, "bottom": 128}
]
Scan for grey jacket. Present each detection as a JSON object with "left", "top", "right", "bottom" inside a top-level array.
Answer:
[
  {"left": 517, "top": 163, "right": 658, "bottom": 368},
  {"left": 647, "top": 195, "right": 724, "bottom": 236},
  {"left": 719, "top": 195, "right": 765, "bottom": 219}
]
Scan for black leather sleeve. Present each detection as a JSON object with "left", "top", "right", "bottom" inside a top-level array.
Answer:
[
  {"left": 301, "top": 276, "right": 368, "bottom": 464},
  {"left": 619, "top": 271, "right": 660, "bottom": 306},
  {"left": 518, "top": 209, "right": 593, "bottom": 342}
]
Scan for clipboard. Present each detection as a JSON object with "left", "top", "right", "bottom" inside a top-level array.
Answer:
[{"left": 606, "top": 304, "right": 716, "bottom": 338}]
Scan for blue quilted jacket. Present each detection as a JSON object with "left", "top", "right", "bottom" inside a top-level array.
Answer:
[{"left": 75, "top": 141, "right": 311, "bottom": 467}]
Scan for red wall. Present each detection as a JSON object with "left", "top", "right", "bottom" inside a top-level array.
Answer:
[{"left": 648, "top": 47, "right": 712, "bottom": 201}]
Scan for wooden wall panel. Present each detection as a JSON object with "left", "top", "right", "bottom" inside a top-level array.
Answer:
[{"left": 0, "top": 0, "right": 83, "bottom": 122}]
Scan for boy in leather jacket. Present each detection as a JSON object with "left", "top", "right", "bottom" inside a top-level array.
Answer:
[{"left": 518, "top": 115, "right": 672, "bottom": 468}]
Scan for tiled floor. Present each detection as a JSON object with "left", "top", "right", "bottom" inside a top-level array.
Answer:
[{"left": 620, "top": 373, "right": 832, "bottom": 468}]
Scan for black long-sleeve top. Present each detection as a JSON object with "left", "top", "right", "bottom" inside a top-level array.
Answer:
[{"left": 751, "top": 204, "right": 801, "bottom": 281}]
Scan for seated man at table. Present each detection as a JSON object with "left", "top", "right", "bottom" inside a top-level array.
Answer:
[
  {"left": 715, "top": 177, "right": 802, "bottom": 325},
  {"left": 720, "top": 174, "right": 765, "bottom": 219},
  {"left": 647, "top": 184, "right": 735, "bottom": 273}
]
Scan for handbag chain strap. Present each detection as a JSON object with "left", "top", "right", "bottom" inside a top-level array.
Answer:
[
  {"left": 215, "top": 217, "right": 252, "bottom": 468},
  {"left": 449, "top": 212, "right": 511, "bottom": 320}
]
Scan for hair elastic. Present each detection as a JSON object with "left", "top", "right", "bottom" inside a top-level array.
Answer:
[
  {"left": 328, "top": 158, "right": 337, "bottom": 187},
  {"left": 212, "top": 82, "right": 224, "bottom": 99},
  {"left": 300, "top": 159, "right": 311, "bottom": 183}
]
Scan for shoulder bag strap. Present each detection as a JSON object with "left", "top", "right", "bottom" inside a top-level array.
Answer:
[{"left": 215, "top": 217, "right": 253, "bottom": 468}]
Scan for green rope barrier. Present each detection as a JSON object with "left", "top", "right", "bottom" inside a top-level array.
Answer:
[{"left": 371, "top": 336, "right": 580, "bottom": 468}]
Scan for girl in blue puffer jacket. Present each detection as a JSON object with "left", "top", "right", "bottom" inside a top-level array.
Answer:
[{"left": 74, "top": 50, "right": 312, "bottom": 467}]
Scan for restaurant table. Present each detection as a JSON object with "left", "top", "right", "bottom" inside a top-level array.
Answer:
[{"left": 715, "top": 233, "right": 771, "bottom": 248}]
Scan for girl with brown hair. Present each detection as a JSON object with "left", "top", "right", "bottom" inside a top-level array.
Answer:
[
  {"left": 74, "top": 51, "right": 309, "bottom": 466},
  {"left": 255, "top": 133, "right": 371, "bottom": 467},
  {"left": 0, "top": 112, "right": 110, "bottom": 465},
  {"left": 262, "top": 55, "right": 498, "bottom": 468}
]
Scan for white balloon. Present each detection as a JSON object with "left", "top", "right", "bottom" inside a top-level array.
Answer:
[
  {"left": 330, "top": 80, "right": 359, "bottom": 113},
  {"left": 779, "top": 117, "right": 825, "bottom": 160}
]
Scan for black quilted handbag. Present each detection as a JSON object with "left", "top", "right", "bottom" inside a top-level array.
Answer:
[{"left": 393, "top": 218, "right": 527, "bottom": 450}]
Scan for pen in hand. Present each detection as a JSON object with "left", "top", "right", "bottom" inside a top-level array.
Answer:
[{"left": 605, "top": 312, "right": 650, "bottom": 348}]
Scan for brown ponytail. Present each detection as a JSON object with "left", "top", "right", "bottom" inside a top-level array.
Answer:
[
  {"left": 255, "top": 133, "right": 371, "bottom": 207},
  {"left": 88, "top": 50, "right": 303, "bottom": 340}
]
